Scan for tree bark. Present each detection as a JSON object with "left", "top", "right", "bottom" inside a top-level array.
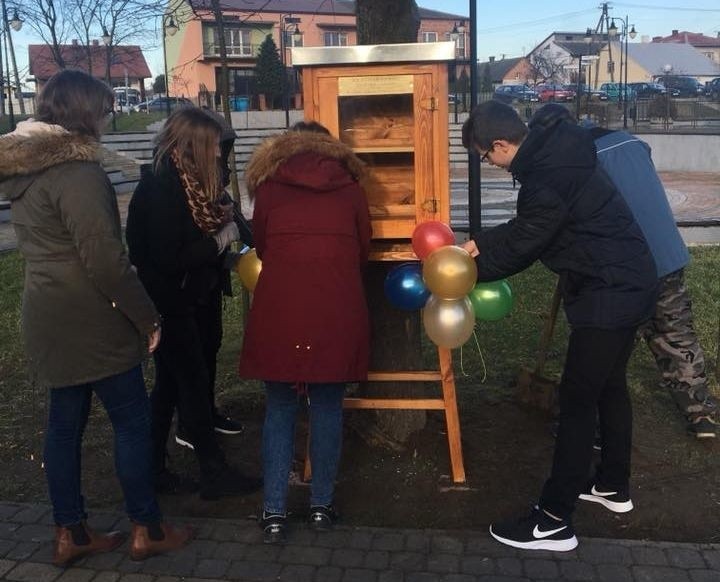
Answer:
[
  {"left": 356, "top": 0, "right": 420, "bottom": 45},
  {"left": 354, "top": 0, "right": 426, "bottom": 446}
]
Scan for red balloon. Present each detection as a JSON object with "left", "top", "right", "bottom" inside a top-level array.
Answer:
[{"left": 412, "top": 221, "right": 455, "bottom": 260}]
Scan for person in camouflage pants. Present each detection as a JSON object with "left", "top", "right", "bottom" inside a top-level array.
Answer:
[
  {"left": 639, "top": 269, "right": 718, "bottom": 438},
  {"left": 528, "top": 107, "right": 717, "bottom": 439}
]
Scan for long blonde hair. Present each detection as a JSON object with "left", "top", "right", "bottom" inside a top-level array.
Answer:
[{"left": 154, "top": 107, "right": 222, "bottom": 202}]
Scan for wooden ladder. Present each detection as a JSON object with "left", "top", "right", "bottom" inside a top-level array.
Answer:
[{"left": 304, "top": 346, "right": 466, "bottom": 483}]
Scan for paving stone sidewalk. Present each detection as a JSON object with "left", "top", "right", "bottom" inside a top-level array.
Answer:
[{"left": 0, "top": 502, "right": 718, "bottom": 582}]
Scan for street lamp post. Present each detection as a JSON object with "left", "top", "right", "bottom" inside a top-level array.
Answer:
[
  {"left": 663, "top": 63, "right": 673, "bottom": 131},
  {"left": 609, "top": 17, "right": 637, "bottom": 129},
  {"left": 279, "top": 14, "right": 302, "bottom": 128},
  {"left": 2, "top": 5, "right": 21, "bottom": 131},
  {"left": 101, "top": 27, "right": 117, "bottom": 132},
  {"left": 162, "top": 15, "right": 178, "bottom": 117},
  {"left": 450, "top": 20, "right": 466, "bottom": 124},
  {"left": 575, "top": 28, "right": 592, "bottom": 122}
]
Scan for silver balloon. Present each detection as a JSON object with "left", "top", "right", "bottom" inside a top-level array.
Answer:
[{"left": 422, "top": 295, "right": 475, "bottom": 349}]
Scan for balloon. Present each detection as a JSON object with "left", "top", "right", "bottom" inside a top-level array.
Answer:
[
  {"left": 422, "top": 245, "right": 478, "bottom": 300},
  {"left": 422, "top": 295, "right": 476, "bottom": 349},
  {"left": 468, "top": 280, "right": 514, "bottom": 321},
  {"left": 412, "top": 221, "right": 455, "bottom": 260},
  {"left": 384, "top": 263, "right": 430, "bottom": 310},
  {"left": 235, "top": 248, "right": 262, "bottom": 292}
]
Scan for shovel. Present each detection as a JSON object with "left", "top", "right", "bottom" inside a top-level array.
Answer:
[{"left": 517, "top": 278, "right": 562, "bottom": 411}]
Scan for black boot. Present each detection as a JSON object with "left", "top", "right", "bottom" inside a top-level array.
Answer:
[{"left": 199, "top": 461, "right": 262, "bottom": 500}]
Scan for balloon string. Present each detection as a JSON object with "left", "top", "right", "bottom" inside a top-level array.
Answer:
[{"left": 459, "top": 325, "right": 487, "bottom": 383}]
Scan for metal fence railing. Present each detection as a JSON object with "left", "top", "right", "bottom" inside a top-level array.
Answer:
[{"left": 449, "top": 91, "right": 720, "bottom": 133}]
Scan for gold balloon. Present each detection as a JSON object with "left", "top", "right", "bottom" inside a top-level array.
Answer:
[
  {"left": 234, "top": 248, "right": 262, "bottom": 292},
  {"left": 423, "top": 295, "right": 476, "bottom": 349},
  {"left": 422, "top": 245, "right": 478, "bottom": 299}
]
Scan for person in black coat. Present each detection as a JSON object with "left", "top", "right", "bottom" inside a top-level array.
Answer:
[
  {"left": 461, "top": 101, "right": 658, "bottom": 552},
  {"left": 126, "top": 107, "right": 261, "bottom": 499}
]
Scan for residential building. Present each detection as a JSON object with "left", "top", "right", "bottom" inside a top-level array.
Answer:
[
  {"left": 28, "top": 41, "right": 151, "bottom": 97},
  {"left": 595, "top": 41, "right": 720, "bottom": 86},
  {"left": 652, "top": 30, "right": 720, "bottom": 65},
  {"left": 164, "top": 0, "right": 468, "bottom": 106},
  {"left": 477, "top": 56, "right": 533, "bottom": 87},
  {"left": 527, "top": 31, "right": 610, "bottom": 85}
]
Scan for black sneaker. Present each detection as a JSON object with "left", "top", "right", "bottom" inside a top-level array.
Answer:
[
  {"left": 260, "top": 512, "right": 287, "bottom": 545},
  {"left": 489, "top": 507, "right": 578, "bottom": 552},
  {"left": 308, "top": 505, "right": 338, "bottom": 532},
  {"left": 687, "top": 415, "right": 717, "bottom": 439},
  {"left": 199, "top": 464, "right": 263, "bottom": 500},
  {"left": 578, "top": 481, "right": 633, "bottom": 513},
  {"left": 175, "top": 429, "right": 195, "bottom": 451},
  {"left": 214, "top": 415, "right": 245, "bottom": 435}
]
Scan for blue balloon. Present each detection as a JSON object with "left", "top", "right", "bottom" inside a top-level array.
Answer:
[{"left": 384, "top": 263, "right": 431, "bottom": 310}]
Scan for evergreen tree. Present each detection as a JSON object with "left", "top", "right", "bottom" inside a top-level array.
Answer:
[
  {"left": 152, "top": 74, "right": 166, "bottom": 96},
  {"left": 254, "top": 35, "right": 284, "bottom": 107},
  {"left": 481, "top": 64, "right": 493, "bottom": 93}
]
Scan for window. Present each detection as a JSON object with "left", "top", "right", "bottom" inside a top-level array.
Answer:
[
  {"left": 422, "top": 31, "right": 438, "bottom": 43},
  {"left": 203, "top": 24, "right": 253, "bottom": 57},
  {"left": 324, "top": 31, "right": 348, "bottom": 46}
]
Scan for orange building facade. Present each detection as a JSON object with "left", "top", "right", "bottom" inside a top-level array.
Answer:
[{"left": 164, "top": 1, "right": 468, "bottom": 109}]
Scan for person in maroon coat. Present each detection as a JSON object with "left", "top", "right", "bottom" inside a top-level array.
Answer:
[{"left": 239, "top": 122, "right": 371, "bottom": 544}]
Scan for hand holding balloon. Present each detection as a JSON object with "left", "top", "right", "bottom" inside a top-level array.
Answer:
[{"left": 461, "top": 239, "right": 479, "bottom": 258}]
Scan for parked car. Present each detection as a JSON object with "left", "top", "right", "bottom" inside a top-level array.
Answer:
[
  {"left": 658, "top": 76, "right": 704, "bottom": 98},
  {"left": 704, "top": 77, "right": 720, "bottom": 100},
  {"left": 599, "top": 83, "right": 637, "bottom": 102},
  {"left": 568, "top": 84, "right": 608, "bottom": 101},
  {"left": 535, "top": 84, "right": 575, "bottom": 102},
  {"left": 132, "top": 96, "right": 193, "bottom": 112},
  {"left": 628, "top": 82, "right": 680, "bottom": 99},
  {"left": 492, "top": 84, "right": 539, "bottom": 104}
]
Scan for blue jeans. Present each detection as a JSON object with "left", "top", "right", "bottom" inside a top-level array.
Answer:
[
  {"left": 44, "top": 365, "right": 162, "bottom": 526},
  {"left": 262, "top": 382, "right": 345, "bottom": 515}
]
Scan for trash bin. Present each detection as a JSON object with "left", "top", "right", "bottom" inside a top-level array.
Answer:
[{"left": 231, "top": 96, "right": 250, "bottom": 112}]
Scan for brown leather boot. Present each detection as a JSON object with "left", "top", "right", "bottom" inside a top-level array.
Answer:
[
  {"left": 53, "top": 522, "right": 125, "bottom": 567},
  {"left": 128, "top": 522, "right": 194, "bottom": 561}
]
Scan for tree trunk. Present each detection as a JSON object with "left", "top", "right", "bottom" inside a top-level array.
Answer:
[
  {"left": 210, "top": 0, "right": 241, "bottom": 208},
  {"left": 355, "top": 0, "right": 426, "bottom": 446},
  {"left": 356, "top": 0, "right": 420, "bottom": 45}
]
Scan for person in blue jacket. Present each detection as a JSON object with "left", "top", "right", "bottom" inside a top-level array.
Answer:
[
  {"left": 530, "top": 104, "right": 717, "bottom": 439},
  {"left": 461, "top": 101, "right": 657, "bottom": 552}
]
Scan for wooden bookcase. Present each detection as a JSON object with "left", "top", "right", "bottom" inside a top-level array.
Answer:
[{"left": 293, "top": 43, "right": 466, "bottom": 483}]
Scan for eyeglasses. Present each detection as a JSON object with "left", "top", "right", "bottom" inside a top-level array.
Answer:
[{"left": 480, "top": 146, "right": 494, "bottom": 163}]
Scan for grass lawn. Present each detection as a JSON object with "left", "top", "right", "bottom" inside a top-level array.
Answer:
[
  {"left": 109, "top": 111, "right": 166, "bottom": 132},
  {"left": 1, "top": 245, "right": 717, "bottom": 455},
  {"left": 0, "top": 247, "right": 718, "bottom": 540},
  {"left": 0, "top": 112, "right": 165, "bottom": 135}
]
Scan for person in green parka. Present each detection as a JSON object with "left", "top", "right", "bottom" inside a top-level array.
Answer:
[{"left": 0, "top": 70, "right": 191, "bottom": 567}]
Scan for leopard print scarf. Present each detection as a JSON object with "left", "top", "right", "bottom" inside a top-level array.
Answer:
[{"left": 171, "top": 149, "right": 224, "bottom": 235}]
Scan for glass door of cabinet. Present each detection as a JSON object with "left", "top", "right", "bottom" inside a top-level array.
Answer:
[{"left": 315, "top": 71, "right": 438, "bottom": 240}]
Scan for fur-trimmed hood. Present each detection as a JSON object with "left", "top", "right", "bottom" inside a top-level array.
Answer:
[
  {"left": 0, "top": 119, "right": 101, "bottom": 201},
  {"left": 245, "top": 131, "right": 368, "bottom": 197}
]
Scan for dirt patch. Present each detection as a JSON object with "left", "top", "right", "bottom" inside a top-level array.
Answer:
[{"left": 7, "top": 378, "right": 718, "bottom": 544}]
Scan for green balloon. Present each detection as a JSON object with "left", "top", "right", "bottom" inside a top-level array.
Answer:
[{"left": 468, "top": 280, "right": 513, "bottom": 321}]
